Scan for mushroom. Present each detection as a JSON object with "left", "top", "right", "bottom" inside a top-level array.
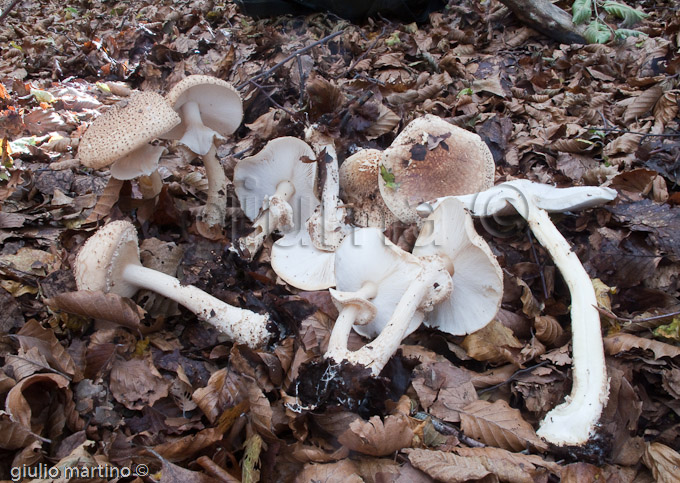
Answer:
[
  {"left": 74, "top": 220, "right": 271, "bottom": 348},
  {"left": 164, "top": 75, "right": 243, "bottom": 228},
  {"left": 233, "top": 137, "right": 319, "bottom": 259},
  {"left": 438, "top": 179, "right": 617, "bottom": 446},
  {"left": 324, "top": 227, "right": 424, "bottom": 364},
  {"left": 78, "top": 91, "right": 180, "bottom": 199},
  {"left": 270, "top": 229, "right": 336, "bottom": 290},
  {"left": 339, "top": 148, "right": 398, "bottom": 229},
  {"left": 413, "top": 197, "right": 503, "bottom": 335},
  {"left": 378, "top": 115, "right": 495, "bottom": 224}
]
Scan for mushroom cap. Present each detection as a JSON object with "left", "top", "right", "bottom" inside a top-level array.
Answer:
[
  {"left": 78, "top": 91, "right": 180, "bottom": 170},
  {"left": 164, "top": 75, "right": 243, "bottom": 141},
  {"left": 271, "top": 229, "right": 336, "bottom": 291},
  {"left": 234, "top": 137, "right": 320, "bottom": 225},
  {"left": 339, "top": 149, "right": 398, "bottom": 229},
  {"left": 74, "top": 220, "right": 142, "bottom": 298},
  {"left": 378, "top": 115, "right": 495, "bottom": 224},
  {"left": 413, "top": 197, "right": 503, "bottom": 335},
  {"left": 334, "top": 227, "right": 423, "bottom": 338}
]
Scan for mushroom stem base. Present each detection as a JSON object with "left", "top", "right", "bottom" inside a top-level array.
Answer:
[{"left": 200, "top": 144, "right": 229, "bottom": 228}]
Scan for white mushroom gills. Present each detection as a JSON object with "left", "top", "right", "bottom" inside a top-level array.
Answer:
[
  {"left": 240, "top": 180, "right": 296, "bottom": 257},
  {"left": 343, "top": 256, "right": 451, "bottom": 374},
  {"left": 325, "top": 281, "right": 378, "bottom": 360}
]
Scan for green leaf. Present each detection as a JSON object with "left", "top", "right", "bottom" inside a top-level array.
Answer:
[
  {"left": 380, "top": 164, "right": 398, "bottom": 190},
  {"left": 584, "top": 20, "right": 612, "bottom": 44},
  {"left": 654, "top": 317, "right": 680, "bottom": 342},
  {"left": 457, "top": 87, "right": 473, "bottom": 98},
  {"left": 572, "top": 0, "right": 592, "bottom": 25},
  {"left": 385, "top": 32, "right": 401, "bottom": 47},
  {"left": 603, "top": 1, "right": 649, "bottom": 27},
  {"left": 614, "top": 28, "right": 648, "bottom": 40}
]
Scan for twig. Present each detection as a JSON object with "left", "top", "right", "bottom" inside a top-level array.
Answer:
[
  {"left": 587, "top": 126, "right": 680, "bottom": 138},
  {"left": 595, "top": 306, "right": 680, "bottom": 325},
  {"left": 477, "top": 360, "right": 551, "bottom": 395},
  {"left": 244, "top": 80, "right": 297, "bottom": 117},
  {"left": 236, "top": 30, "right": 343, "bottom": 90},
  {"left": 0, "top": 0, "right": 21, "bottom": 24}
]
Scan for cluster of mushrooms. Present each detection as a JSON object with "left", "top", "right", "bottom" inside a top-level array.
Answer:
[{"left": 75, "top": 75, "right": 617, "bottom": 448}]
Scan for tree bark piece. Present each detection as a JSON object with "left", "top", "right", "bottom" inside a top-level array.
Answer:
[{"left": 498, "top": 0, "right": 587, "bottom": 44}]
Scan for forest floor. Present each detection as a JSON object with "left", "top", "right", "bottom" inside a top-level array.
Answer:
[{"left": 1, "top": 0, "right": 680, "bottom": 482}]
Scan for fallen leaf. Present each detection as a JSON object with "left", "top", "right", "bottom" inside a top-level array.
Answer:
[
  {"left": 604, "top": 333, "right": 680, "bottom": 359},
  {"left": 642, "top": 442, "right": 680, "bottom": 483},
  {"left": 109, "top": 355, "right": 170, "bottom": 410},
  {"left": 45, "top": 290, "right": 144, "bottom": 331},
  {"left": 459, "top": 399, "right": 549, "bottom": 452},
  {"left": 338, "top": 411, "right": 414, "bottom": 456}
]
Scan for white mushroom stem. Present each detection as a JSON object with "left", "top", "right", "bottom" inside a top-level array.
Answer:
[
  {"left": 138, "top": 170, "right": 163, "bottom": 199},
  {"left": 239, "top": 180, "right": 295, "bottom": 258},
  {"left": 325, "top": 282, "right": 378, "bottom": 360},
  {"left": 305, "top": 127, "right": 349, "bottom": 251},
  {"left": 180, "top": 101, "right": 229, "bottom": 228},
  {"left": 527, "top": 207, "right": 609, "bottom": 446},
  {"left": 121, "top": 263, "right": 270, "bottom": 348},
  {"left": 335, "top": 257, "right": 451, "bottom": 375}
]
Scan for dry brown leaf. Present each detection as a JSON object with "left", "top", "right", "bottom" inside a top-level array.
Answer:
[
  {"left": 5, "top": 373, "right": 71, "bottom": 431},
  {"left": 561, "top": 462, "right": 605, "bottom": 482},
  {"left": 533, "top": 315, "right": 565, "bottom": 347},
  {"left": 246, "top": 381, "right": 274, "bottom": 438},
  {"left": 338, "top": 411, "right": 414, "bottom": 456},
  {"left": 152, "top": 425, "right": 229, "bottom": 463},
  {"left": 193, "top": 368, "right": 245, "bottom": 423},
  {"left": 455, "top": 446, "right": 562, "bottom": 477},
  {"left": 604, "top": 333, "right": 680, "bottom": 359},
  {"left": 85, "top": 177, "right": 124, "bottom": 222},
  {"left": 653, "top": 90, "right": 679, "bottom": 127},
  {"left": 157, "top": 452, "right": 223, "bottom": 483},
  {"left": 109, "top": 356, "right": 170, "bottom": 410},
  {"left": 245, "top": 108, "right": 290, "bottom": 140},
  {"left": 406, "top": 449, "right": 493, "bottom": 482},
  {"left": 624, "top": 85, "right": 664, "bottom": 122},
  {"left": 642, "top": 442, "right": 680, "bottom": 483},
  {"left": 551, "top": 138, "right": 595, "bottom": 154},
  {"left": 14, "top": 319, "right": 78, "bottom": 380},
  {"left": 295, "top": 459, "right": 363, "bottom": 483},
  {"left": 5, "top": 347, "right": 51, "bottom": 381},
  {"left": 290, "top": 442, "right": 349, "bottom": 463},
  {"left": 459, "top": 399, "right": 548, "bottom": 452},
  {"left": 45, "top": 290, "right": 144, "bottom": 331},
  {"left": 0, "top": 415, "right": 39, "bottom": 450},
  {"left": 365, "top": 103, "right": 401, "bottom": 139},
  {"left": 461, "top": 319, "right": 524, "bottom": 364},
  {"left": 411, "top": 361, "right": 478, "bottom": 423},
  {"left": 604, "top": 132, "right": 645, "bottom": 156}
]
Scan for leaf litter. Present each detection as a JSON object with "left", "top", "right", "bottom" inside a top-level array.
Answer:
[{"left": 0, "top": 0, "right": 679, "bottom": 481}]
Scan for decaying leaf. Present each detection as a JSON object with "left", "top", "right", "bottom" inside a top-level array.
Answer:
[
  {"left": 642, "top": 442, "right": 680, "bottom": 483},
  {"left": 459, "top": 399, "right": 549, "bottom": 452},
  {"left": 533, "top": 315, "right": 565, "bottom": 347},
  {"left": 109, "top": 355, "right": 170, "bottom": 410},
  {"left": 14, "top": 319, "right": 79, "bottom": 381},
  {"left": 85, "top": 177, "right": 124, "bottom": 222},
  {"left": 295, "top": 459, "right": 363, "bottom": 483},
  {"left": 45, "top": 290, "right": 145, "bottom": 331},
  {"left": 411, "top": 361, "right": 478, "bottom": 422},
  {"left": 461, "top": 319, "right": 524, "bottom": 364},
  {"left": 604, "top": 333, "right": 680, "bottom": 359}
]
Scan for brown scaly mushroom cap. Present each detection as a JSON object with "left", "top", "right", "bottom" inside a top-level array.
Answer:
[
  {"left": 339, "top": 149, "right": 398, "bottom": 229},
  {"left": 378, "top": 114, "right": 495, "bottom": 224},
  {"left": 78, "top": 91, "right": 180, "bottom": 177}
]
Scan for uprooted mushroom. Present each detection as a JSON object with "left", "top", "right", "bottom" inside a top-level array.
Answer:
[
  {"left": 163, "top": 75, "right": 243, "bottom": 229},
  {"left": 78, "top": 91, "right": 180, "bottom": 199},
  {"left": 233, "top": 137, "right": 319, "bottom": 260},
  {"left": 436, "top": 179, "right": 617, "bottom": 446},
  {"left": 326, "top": 198, "right": 502, "bottom": 375},
  {"left": 74, "top": 220, "right": 272, "bottom": 348}
]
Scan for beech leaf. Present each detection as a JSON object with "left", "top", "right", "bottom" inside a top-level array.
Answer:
[
  {"left": 45, "top": 290, "right": 144, "bottom": 331},
  {"left": 459, "top": 400, "right": 549, "bottom": 452},
  {"left": 604, "top": 333, "right": 680, "bottom": 359}
]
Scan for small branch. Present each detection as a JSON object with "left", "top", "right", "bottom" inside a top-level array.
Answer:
[
  {"left": 244, "top": 79, "right": 297, "bottom": 117},
  {"left": 347, "top": 27, "right": 387, "bottom": 73},
  {"left": 527, "top": 226, "right": 549, "bottom": 300},
  {"left": 412, "top": 412, "right": 486, "bottom": 448},
  {"left": 588, "top": 126, "right": 680, "bottom": 138},
  {"left": 236, "top": 30, "right": 343, "bottom": 90},
  {"left": 496, "top": 0, "right": 587, "bottom": 44},
  {"left": 477, "top": 360, "right": 551, "bottom": 395},
  {"left": 0, "top": 0, "right": 21, "bottom": 24},
  {"left": 595, "top": 306, "right": 680, "bottom": 326}
]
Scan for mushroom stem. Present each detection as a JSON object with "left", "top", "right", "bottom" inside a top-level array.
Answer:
[
  {"left": 339, "top": 257, "right": 450, "bottom": 374},
  {"left": 527, "top": 207, "right": 609, "bottom": 446},
  {"left": 138, "top": 170, "right": 163, "bottom": 199},
  {"left": 201, "top": 144, "right": 229, "bottom": 228},
  {"left": 325, "top": 282, "right": 378, "bottom": 360},
  {"left": 180, "top": 101, "right": 221, "bottom": 156},
  {"left": 305, "top": 127, "right": 349, "bottom": 251},
  {"left": 239, "top": 180, "right": 296, "bottom": 259},
  {"left": 121, "top": 263, "right": 270, "bottom": 348}
]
